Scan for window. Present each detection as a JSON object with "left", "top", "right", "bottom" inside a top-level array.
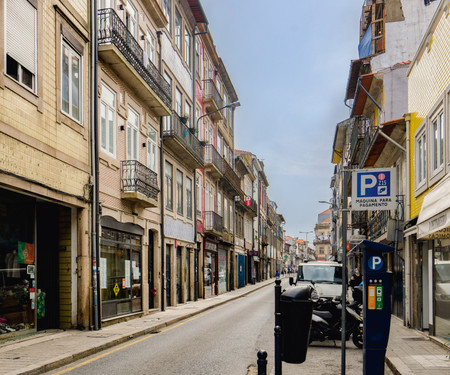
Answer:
[
  {"left": 100, "top": 83, "right": 116, "bottom": 156},
  {"left": 145, "top": 30, "right": 156, "bottom": 65},
  {"left": 415, "top": 130, "right": 426, "bottom": 189},
  {"left": 205, "top": 181, "right": 210, "bottom": 211},
  {"left": 217, "top": 135, "right": 222, "bottom": 155},
  {"left": 431, "top": 111, "right": 444, "bottom": 173},
  {"left": 175, "top": 88, "right": 182, "bottom": 116},
  {"left": 185, "top": 101, "right": 191, "bottom": 127},
  {"left": 5, "top": 0, "right": 37, "bottom": 92},
  {"left": 176, "top": 170, "right": 183, "bottom": 215},
  {"left": 210, "top": 184, "right": 215, "bottom": 212},
  {"left": 196, "top": 173, "right": 202, "bottom": 214},
  {"left": 175, "top": 8, "right": 182, "bottom": 51},
  {"left": 195, "top": 38, "right": 200, "bottom": 76},
  {"left": 164, "top": 73, "right": 172, "bottom": 131},
  {"left": 218, "top": 191, "right": 222, "bottom": 216},
  {"left": 186, "top": 177, "right": 192, "bottom": 219},
  {"left": 125, "top": 1, "right": 138, "bottom": 38},
  {"left": 62, "top": 40, "right": 82, "bottom": 122},
  {"left": 163, "top": 0, "right": 171, "bottom": 33},
  {"left": 165, "top": 161, "right": 173, "bottom": 210},
  {"left": 147, "top": 127, "right": 157, "bottom": 172},
  {"left": 223, "top": 93, "right": 228, "bottom": 122},
  {"left": 204, "top": 56, "right": 209, "bottom": 81},
  {"left": 98, "top": 0, "right": 114, "bottom": 9},
  {"left": 127, "top": 107, "right": 139, "bottom": 160},
  {"left": 224, "top": 197, "right": 228, "bottom": 229},
  {"left": 209, "top": 123, "right": 214, "bottom": 145},
  {"left": 184, "top": 27, "right": 191, "bottom": 67}
]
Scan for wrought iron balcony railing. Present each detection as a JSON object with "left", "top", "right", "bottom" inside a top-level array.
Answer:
[
  {"left": 358, "top": 124, "right": 377, "bottom": 167},
  {"left": 98, "top": 8, "right": 171, "bottom": 110},
  {"left": 204, "top": 211, "right": 223, "bottom": 234},
  {"left": 222, "top": 160, "right": 240, "bottom": 192},
  {"left": 368, "top": 210, "right": 390, "bottom": 240},
  {"left": 121, "top": 160, "right": 159, "bottom": 206},
  {"left": 349, "top": 117, "right": 371, "bottom": 165},
  {"left": 204, "top": 144, "right": 223, "bottom": 175},
  {"left": 203, "top": 79, "right": 223, "bottom": 111},
  {"left": 163, "top": 112, "right": 204, "bottom": 167}
]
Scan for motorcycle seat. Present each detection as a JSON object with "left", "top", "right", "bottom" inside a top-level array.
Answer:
[{"left": 313, "top": 310, "right": 333, "bottom": 320}]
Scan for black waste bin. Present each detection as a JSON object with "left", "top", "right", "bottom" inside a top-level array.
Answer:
[{"left": 280, "top": 285, "right": 314, "bottom": 364}]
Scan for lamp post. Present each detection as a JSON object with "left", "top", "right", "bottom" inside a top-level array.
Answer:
[{"left": 195, "top": 101, "right": 240, "bottom": 132}]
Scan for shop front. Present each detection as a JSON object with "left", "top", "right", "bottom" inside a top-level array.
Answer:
[
  {"left": 204, "top": 239, "right": 217, "bottom": 298},
  {"left": 218, "top": 247, "right": 227, "bottom": 294},
  {"left": 100, "top": 217, "right": 143, "bottom": 320}
]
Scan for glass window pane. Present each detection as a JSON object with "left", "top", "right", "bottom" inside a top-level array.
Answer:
[{"left": 62, "top": 45, "right": 70, "bottom": 114}]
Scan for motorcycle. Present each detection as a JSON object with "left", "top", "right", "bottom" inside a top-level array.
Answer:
[{"left": 309, "top": 296, "right": 363, "bottom": 349}]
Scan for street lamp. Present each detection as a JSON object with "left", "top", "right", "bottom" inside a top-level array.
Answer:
[
  {"left": 195, "top": 101, "right": 240, "bottom": 130},
  {"left": 299, "top": 230, "right": 313, "bottom": 243}
]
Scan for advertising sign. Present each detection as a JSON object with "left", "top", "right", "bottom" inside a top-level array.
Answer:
[{"left": 352, "top": 168, "right": 397, "bottom": 211}]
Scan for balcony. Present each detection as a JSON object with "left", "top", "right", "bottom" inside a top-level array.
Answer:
[
  {"left": 239, "top": 194, "right": 257, "bottom": 217},
  {"left": 368, "top": 211, "right": 396, "bottom": 241},
  {"left": 204, "top": 211, "right": 223, "bottom": 236},
  {"left": 203, "top": 79, "right": 223, "bottom": 120},
  {"left": 221, "top": 160, "right": 241, "bottom": 194},
  {"left": 349, "top": 117, "right": 371, "bottom": 166},
  {"left": 121, "top": 160, "right": 159, "bottom": 208},
  {"left": 163, "top": 112, "right": 204, "bottom": 169},
  {"left": 204, "top": 144, "right": 223, "bottom": 179},
  {"left": 98, "top": 8, "right": 171, "bottom": 116},
  {"left": 262, "top": 225, "right": 269, "bottom": 246}
]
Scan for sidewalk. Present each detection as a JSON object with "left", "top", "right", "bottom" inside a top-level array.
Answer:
[{"left": 0, "top": 278, "right": 448, "bottom": 375}]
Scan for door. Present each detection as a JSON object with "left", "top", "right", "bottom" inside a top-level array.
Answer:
[
  {"left": 194, "top": 247, "right": 199, "bottom": 301},
  {"left": 421, "top": 243, "right": 430, "bottom": 329},
  {"left": 238, "top": 254, "right": 245, "bottom": 288},
  {"left": 186, "top": 250, "right": 191, "bottom": 301},
  {"left": 148, "top": 231, "right": 154, "bottom": 309},
  {"left": 36, "top": 202, "right": 59, "bottom": 331},
  {"left": 165, "top": 245, "right": 171, "bottom": 307},
  {"left": 176, "top": 247, "right": 182, "bottom": 304}
]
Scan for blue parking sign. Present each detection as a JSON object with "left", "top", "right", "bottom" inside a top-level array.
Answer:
[{"left": 352, "top": 168, "right": 397, "bottom": 211}]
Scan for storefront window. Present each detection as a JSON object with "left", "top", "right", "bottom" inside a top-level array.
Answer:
[
  {"left": 0, "top": 190, "right": 35, "bottom": 335},
  {"left": 204, "top": 251, "right": 216, "bottom": 298},
  {"left": 100, "top": 227, "right": 142, "bottom": 319},
  {"left": 218, "top": 249, "right": 227, "bottom": 294},
  {"left": 434, "top": 243, "right": 450, "bottom": 338}
]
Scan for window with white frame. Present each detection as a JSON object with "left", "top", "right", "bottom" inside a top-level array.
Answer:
[
  {"left": 218, "top": 191, "right": 222, "bottom": 216},
  {"left": 163, "top": 0, "right": 171, "bottom": 33},
  {"left": 62, "top": 40, "right": 82, "bottom": 122},
  {"left": 147, "top": 127, "right": 157, "bottom": 172},
  {"left": 223, "top": 93, "right": 228, "bottom": 122},
  {"left": 415, "top": 129, "right": 426, "bottom": 189},
  {"left": 184, "top": 27, "right": 191, "bottom": 67},
  {"left": 100, "top": 83, "right": 116, "bottom": 156},
  {"left": 98, "top": 0, "right": 113, "bottom": 9},
  {"left": 205, "top": 118, "right": 210, "bottom": 143},
  {"left": 175, "top": 8, "right": 182, "bottom": 51},
  {"left": 204, "top": 56, "right": 209, "bottom": 81},
  {"left": 209, "top": 123, "right": 214, "bottom": 145},
  {"left": 163, "top": 73, "right": 172, "bottom": 131},
  {"left": 176, "top": 170, "right": 183, "bottom": 215},
  {"left": 224, "top": 197, "right": 229, "bottom": 229},
  {"left": 127, "top": 107, "right": 139, "bottom": 160},
  {"left": 186, "top": 177, "right": 192, "bottom": 219},
  {"left": 145, "top": 29, "right": 156, "bottom": 65},
  {"left": 431, "top": 110, "right": 444, "bottom": 174},
  {"left": 196, "top": 173, "right": 202, "bottom": 213},
  {"left": 175, "top": 87, "right": 182, "bottom": 116},
  {"left": 210, "top": 184, "right": 215, "bottom": 212},
  {"left": 185, "top": 101, "right": 191, "bottom": 128},
  {"left": 217, "top": 135, "right": 222, "bottom": 155},
  {"left": 229, "top": 200, "right": 233, "bottom": 232},
  {"left": 165, "top": 161, "right": 173, "bottom": 210},
  {"left": 125, "top": 0, "right": 138, "bottom": 39},
  {"left": 205, "top": 181, "right": 210, "bottom": 211},
  {"left": 5, "top": 0, "right": 37, "bottom": 92}
]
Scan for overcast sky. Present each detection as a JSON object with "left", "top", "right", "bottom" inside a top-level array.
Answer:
[{"left": 201, "top": 1, "right": 362, "bottom": 241}]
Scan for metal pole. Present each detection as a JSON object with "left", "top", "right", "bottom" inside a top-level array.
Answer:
[
  {"left": 341, "top": 169, "right": 348, "bottom": 374},
  {"left": 257, "top": 350, "right": 267, "bottom": 375},
  {"left": 275, "top": 325, "right": 282, "bottom": 375}
]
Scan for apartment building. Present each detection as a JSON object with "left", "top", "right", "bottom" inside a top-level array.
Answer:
[
  {"left": 314, "top": 209, "right": 332, "bottom": 261},
  {"left": 0, "top": 0, "right": 92, "bottom": 335}
]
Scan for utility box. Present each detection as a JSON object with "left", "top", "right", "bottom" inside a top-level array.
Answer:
[
  {"left": 358, "top": 240, "right": 394, "bottom": 375},
  {"left": 280, "top": 285, "right": 314, "bottom": 364}
]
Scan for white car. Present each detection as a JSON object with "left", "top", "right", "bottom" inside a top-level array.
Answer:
[
  {"left": 290, "top": 261, "right": 343, "bottom": 298},
  {"left": 435, "top": 260, "right": 450, "bottom": 318}
]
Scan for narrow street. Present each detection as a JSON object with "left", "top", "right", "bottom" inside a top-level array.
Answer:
[{"left": 45, "top": 280, "right": 392, "bottom": 375}]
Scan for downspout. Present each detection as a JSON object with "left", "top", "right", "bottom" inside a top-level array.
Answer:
[
  {"left": 90, "top": 0, "right": 100, "bottom": 331},
  {"left": 157, "top": 30, "right": 165, "bottom": 311}
]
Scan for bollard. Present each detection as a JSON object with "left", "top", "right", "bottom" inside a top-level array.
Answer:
[
  {"left": 274, "top": 325, "right": 282, "bottom": 375},
  {"left": 257, "top": 350, "right": 267, "bottom": 375}
]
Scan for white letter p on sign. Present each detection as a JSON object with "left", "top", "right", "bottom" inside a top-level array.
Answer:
[{"left": 361, "top": 175, "right": 377, "bottom": 196}]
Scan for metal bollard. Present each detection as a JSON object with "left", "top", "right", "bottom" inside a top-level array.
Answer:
[
  {"left": 257, "top": 350, "right": 267, "bottom": 375},
  {"left": 274, "top": 325, "right": 282, "bottom": 375}
]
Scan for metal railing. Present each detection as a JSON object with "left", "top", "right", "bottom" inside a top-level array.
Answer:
[
  {"left": 204, "top": 211, "right": 223, "bottom": 233},
  {"left": 358, "top": 124, "right": 377, "bottom": 167},
  {"left": 368, "top": 210, "right": 390, "bottom": 240},
  {"left": 222, "top": 160, "right": 240, "bottom": 191},
  {"left": 163, "top": 112, "right": 204, "bottom": 163},
  {"left": 121, "top": 160, "right": 159, "bottom": 200},
  {"left": 203, "top": 79, "right": 223, "bottom": 109},
  {"left": 204, "top": 144, "right": 223, "bottom": 172},
  {"left": 98, "top": 8, "right": 172, "bottom": 109},
  {"left": 349, "top": 117, "right": 371, "bottom": 164}
]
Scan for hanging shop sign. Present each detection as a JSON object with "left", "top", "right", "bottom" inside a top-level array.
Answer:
[{"left": 352, "top": 168, "right": 397, "bottom": 211}]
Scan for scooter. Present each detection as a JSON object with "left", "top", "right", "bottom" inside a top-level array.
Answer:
[{"left": 309, "top": 296, "right": 363, "bottom": 349}]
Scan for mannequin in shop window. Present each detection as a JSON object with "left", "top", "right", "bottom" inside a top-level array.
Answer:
[{"left": 5, "top": 250, "right": 19, "bottom": 278}]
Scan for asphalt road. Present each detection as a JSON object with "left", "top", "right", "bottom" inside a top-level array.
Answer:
[{"left": 46, "top": 279, "right": 392, "bottom": 375}]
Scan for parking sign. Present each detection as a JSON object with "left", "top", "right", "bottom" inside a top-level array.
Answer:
[{"left": 352, "top": 168, "right": 397, "bottom": 211}]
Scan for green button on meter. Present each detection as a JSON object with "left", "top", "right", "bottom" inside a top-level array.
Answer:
[{"left": 376, "top": 285, "right": 383, "bottom": 310}]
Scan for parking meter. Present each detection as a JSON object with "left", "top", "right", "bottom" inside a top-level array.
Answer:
[
  {"left": 279, "top": 285, "right": 314, "bottom": 364},
  {"left": 359, "top": 240, "right": 394, "bottom": 375}
]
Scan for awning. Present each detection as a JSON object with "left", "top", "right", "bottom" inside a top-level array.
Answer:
[
  {"left": 354, "top": 240, "right": 394, "bottom": 253},
  {"left": 417, "top": 174, "right": 450, "bottom": 239},
  {"left": 351, "top": 73, "right": 376, "bottom": 117},
  {"left": 187, "top": 0, "right": 208, "bottom": 24},
  {"left": 332, "top": 118, "right": 354, "bottom": 164}
]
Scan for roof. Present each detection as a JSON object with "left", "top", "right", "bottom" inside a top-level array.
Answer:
[{"left": 187, "top": 0, "right": 208, "bottom": 24}]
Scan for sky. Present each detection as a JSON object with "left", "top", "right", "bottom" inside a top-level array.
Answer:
[{"left": 201, "top": 1, "right": 363, "bottom": 242}]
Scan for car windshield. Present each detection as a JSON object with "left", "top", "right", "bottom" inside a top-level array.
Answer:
[
  {"left": 435, "top": 262, "right": 450, "bottom": 283},
  {"left": 297, "top": 265, "right": 342, "bottom": 284}
]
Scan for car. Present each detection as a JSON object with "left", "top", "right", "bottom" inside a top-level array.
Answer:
[{"left": 289, "top": 261, "right": 343, "bottom": 298}]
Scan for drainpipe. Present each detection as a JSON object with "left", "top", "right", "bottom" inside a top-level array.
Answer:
[
  {"left": 157, "top": 30, "right": 165, "bottom": 312},
  {"left": 90, "top": 0, "right": 100, "bottom": 331}
]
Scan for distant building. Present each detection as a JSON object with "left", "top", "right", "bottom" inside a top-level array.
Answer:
[{"left": 314, "top": 209, "right": 332, "bottom": 261}]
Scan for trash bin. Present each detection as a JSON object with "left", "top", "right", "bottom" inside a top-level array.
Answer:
[{"left": 280, "top": 285, "right": 314, "bottom": 364}]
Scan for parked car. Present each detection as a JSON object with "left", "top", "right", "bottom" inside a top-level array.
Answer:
[
  {"left": 289, "top": 261, "right": 343, "bottom": 298},
  {"left": 435, "top": 260, "right": 450, "bottom": 318}
]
